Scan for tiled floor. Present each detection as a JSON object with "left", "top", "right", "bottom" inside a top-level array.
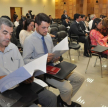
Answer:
[{"left": 49, "top": 43, "right": 108, "bottom": 107}]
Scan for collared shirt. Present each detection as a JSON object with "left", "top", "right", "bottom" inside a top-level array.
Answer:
[
  {"left": 19, "top": 30, "right": 33, "bottom": 47},
  {"left": 14, "top": 21, "right": 19, "bottom": 27},
  {"left": 23, "top": 30, "right": 54, "bottom": 64},
  {"left": 89, "top": 20, "right": 93, "bottom": 30},
  {"left": 0, "top": 42, "right": 24, "bottom": 76}
]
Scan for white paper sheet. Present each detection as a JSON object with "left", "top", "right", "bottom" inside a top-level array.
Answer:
[
  {"left": 23, "top": 54, "right": 48, "bottom": 75},
  {"left": 52, "top": 36, "right": 69, "bottom": 58}
]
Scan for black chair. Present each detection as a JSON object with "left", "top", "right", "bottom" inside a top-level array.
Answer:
[
  {"left": 57, "top": 31, "right": 81, "bottom": 61},
  {"left": 68, "top": 29, "right": 79, "bottom": 44},
  {"left": 58, "top": 25, "right": 66, "bottom": 31},
  {"left": 56, "top": 19, "right": 62, "bottom": 24},
  {"left": 50, "top": 23, "right": 58, "bottom": 28},
  {"left": 50, "top": 27, "right": 59, "bottom": 46},
  {"left": 50, "top": 27, "right": 58, "bottom": 37},
  {"left": 85, "top": 36, "right": 108, "bottom": 78}
]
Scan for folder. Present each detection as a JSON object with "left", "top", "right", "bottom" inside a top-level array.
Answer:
[{"left": 0, "top": 54, "right": 48, "bottom": 93}]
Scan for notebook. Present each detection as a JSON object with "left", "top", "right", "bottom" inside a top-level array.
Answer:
[{"left": 47, "top": 65, "right": 61, "bottom": 75}]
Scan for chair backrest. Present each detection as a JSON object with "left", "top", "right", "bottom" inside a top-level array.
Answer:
[
  {"left": 57, "top": 31, "right": 67, "bottom": 42},
  {"left": 50, "top": 27, "right": 58, "bottom": 37},
  {"left": 50, "top": 23, "right": 58, "bottom": 27},
  {"left": 58, "top": 25, "right": 66, "bottom": 31}
]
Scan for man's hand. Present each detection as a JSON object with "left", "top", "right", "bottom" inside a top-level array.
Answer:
[
  {"left": 85, "top": 33, "right": 88, "bottom": 36},
  {"left": 23, "top": 76, "right": 34, "bottom": 84},
  {"left": 53, "top": 57, "right": 60, "bottom": 63},
  {"left": 0, "top": 75, "right": 6, "bottom": 79},
  {"left": 47, "top": 53, "right": 54, "bottom": 62},
  {"left": 50, "top": 34, "right": 55, "bottom": 38}
]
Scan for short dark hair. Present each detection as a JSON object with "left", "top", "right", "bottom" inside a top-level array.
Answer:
[
  {"left": 24, "top": 18, "right": 34, "bottom": 30},
  {"left": 49, "top": 15, "right": 51, "bottom": 17},
  {"left": 74, "top": 13, "right": 81, "bottom": 20},
  {"left": 35, "top": 13, "right": 50, "bottom": 25},
  {"left": 92, "top": 18, "right": 101, "bottom": 30},
  {"left": 81, "top": 14, "right": 85, "bottom": 18},
  {"left": 1, "top": 15, "right": 11, "bottom": 21}
]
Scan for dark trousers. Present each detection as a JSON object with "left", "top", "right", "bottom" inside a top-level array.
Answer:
[{"left": 78, "top": 36, "right": 88, "bottom": 54}]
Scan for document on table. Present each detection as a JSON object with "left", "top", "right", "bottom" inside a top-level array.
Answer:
[
  {"left": 0, "top": 54, "right": 48, "bottom": 93},
  {"left": 52, "top": 36, "right": 69, "bottom": 58}
]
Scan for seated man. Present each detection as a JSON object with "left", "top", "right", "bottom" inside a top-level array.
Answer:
[
  {"left": 69, "top": 13, "right": 89, "bottom": 57},
  {"left": 89, "top": 14, "right": 96, "bottom": 30},
  {"left": 62, "top": 17, "right": 70, "bottom": 27},
  {"left": 0, "top": 17, "right": 57, "bottom": 107},
  {"left": 23, "top": 13, "right": 85, "bottom": 107},
  {"left": 80, "top": 14, "right": 89, "bottom": 33}
]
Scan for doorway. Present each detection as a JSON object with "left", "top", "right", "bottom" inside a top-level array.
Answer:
[{"left": 10, "top": 7, "right": 22, "bottom": 22}]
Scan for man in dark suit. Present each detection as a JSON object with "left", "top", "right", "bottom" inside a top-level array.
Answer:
[
  {"left": 69, "top": 13, "right": 90, "bottom": 57},
  {"left": 13, "top": 12, "right": 18, "bottom": 22},
  {"left": 62, "top": 17, "right": 70, "bottom": 27},
  {"left": 26, "top": 10, "right": 32, "bottom": 19},
  {"left": 49, "top": 15, "right": 53, "bottom": 24},
  {"left": 80, "top": 15, "right": 89, "bottom": 34},
  {"left": 61, "top": 10, "right": 69, "bottom": 23}
]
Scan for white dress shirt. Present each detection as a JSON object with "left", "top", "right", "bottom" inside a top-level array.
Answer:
[
  {"left": 14, "top": 21, "right": 19, "bottom": 27},
  {"left": 89, "top": 20, "right": 93, "bottom": 30}
]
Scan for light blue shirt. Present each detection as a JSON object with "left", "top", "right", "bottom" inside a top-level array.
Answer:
[
  {"left": 0, "top": 43, "right": 24, "bottom": 76},
  {"left": 23, "top": 30, "right": 54, "bottom": 64}
]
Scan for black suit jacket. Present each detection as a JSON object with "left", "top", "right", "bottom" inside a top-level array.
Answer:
[
  {"left": 61, "top": 14, "right": 68, "bottom": 22},
  {"left": 69, "top": 21, "right": 85, "bottom": 36},
  {"left": 80, "top": 21, "right": 86, "bottom": 32},
  {"left": 62, "top": 20, "right": 70, "bottom": 27}
]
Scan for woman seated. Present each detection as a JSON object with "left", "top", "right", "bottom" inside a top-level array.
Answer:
[
  {"left": 90, "top": 18, "right": 108, "bottom": 55},
  {"left": 84, "top": 16, "right": 89, "bottom": 31},
  {"left": 19, "top": 18, "right": 34, "bottom": 47}
]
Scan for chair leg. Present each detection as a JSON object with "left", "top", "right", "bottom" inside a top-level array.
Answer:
[
  {"left": 77, "top": 50, "right": 80, "bottom": 60},
  {"left": 85, "top": 56, "right": 91, "bottom": 73},
  {"left": 99, "top": 55, "right": 103, "bottom": 78},
  {"left": 94, "top": 56, "right": 98, "bottom": 67},
  {"left": 68, "top": 49, "right": 72, "bottom": 62}
]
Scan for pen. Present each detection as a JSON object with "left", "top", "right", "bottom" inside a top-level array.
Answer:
[{"left": 11, "top": 57, "right": 13, "bottom": 61}]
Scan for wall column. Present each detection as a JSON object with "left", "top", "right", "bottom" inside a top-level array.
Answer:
[{"left": 83, "top": 0, "right": 87, "bottom": 15}]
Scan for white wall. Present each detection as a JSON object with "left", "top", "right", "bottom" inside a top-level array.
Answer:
[{"left": 0, "top": 0, "right": 55, "bottom": 18}]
